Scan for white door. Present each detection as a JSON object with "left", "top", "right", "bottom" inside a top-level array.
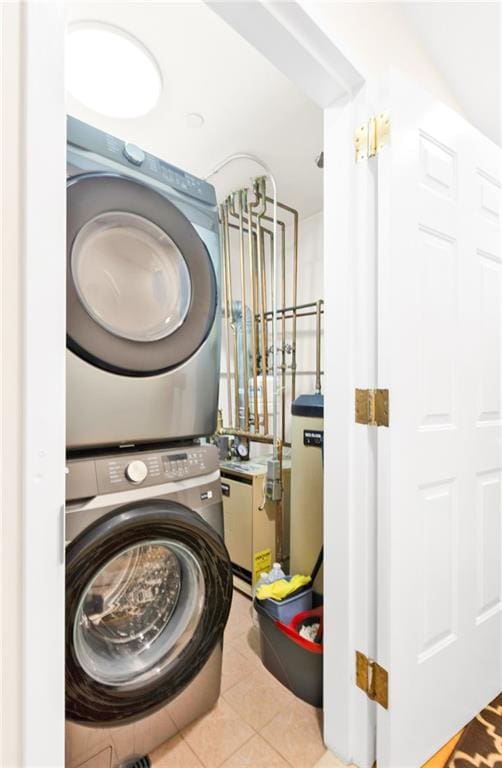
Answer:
[{"left": 376, "top": 71, "right": 502, "bottom": 767}]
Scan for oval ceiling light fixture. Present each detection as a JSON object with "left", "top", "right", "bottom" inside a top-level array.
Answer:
[{"left": 66, "top": 22, "right": 162, "bottom": 119}]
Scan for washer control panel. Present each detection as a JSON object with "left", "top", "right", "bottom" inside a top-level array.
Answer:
[
  {"left": 90, "top": 444, "right": 219, "bottom": 495},
  {"left": 125, "top": 459, "right": 148, "bottom": 484}
]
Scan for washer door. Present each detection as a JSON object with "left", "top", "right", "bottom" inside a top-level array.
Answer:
[
  {"left": 67, "top": 173, "right": 217, "bottom": 376},
  {"left": 66, "top": 500, "right": 232, "bottom": 726}
]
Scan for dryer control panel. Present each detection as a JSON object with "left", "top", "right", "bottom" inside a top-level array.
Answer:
[
  {"left": 66, "top": 444, "right": 219, "bottom": 500},
  {"left": 67, "top": 116, "right": 217, "bottom": 207}
]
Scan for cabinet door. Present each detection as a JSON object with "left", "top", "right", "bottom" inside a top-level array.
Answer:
[{"left": 222, "top": 477, "right": 253, "bottom": 572}]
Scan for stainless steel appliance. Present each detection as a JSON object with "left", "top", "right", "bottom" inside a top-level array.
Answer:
[
  {"left": 66, "top": 116, "right": 221, "bottom": 450},
  {"left": 65, "top": 443, "right": 232, "bottom": 768}
]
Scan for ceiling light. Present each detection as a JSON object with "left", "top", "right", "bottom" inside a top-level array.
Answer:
[{"left": 66, "top": 23, "right": 162, "bottom": 119}]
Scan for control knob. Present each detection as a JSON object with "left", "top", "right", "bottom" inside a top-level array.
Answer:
[
  {"left": 123, "top": 143, "right": 145, "bottom": 166},
  {"left": 125, "top": 460, "right": 148, "bottom": 484}
]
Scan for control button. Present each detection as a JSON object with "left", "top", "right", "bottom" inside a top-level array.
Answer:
[
  {"left": 125, "top": 460, "right": 148, "bottom": 484},
  {"left": 123, "top": 143, "right": 145, "bottom": 166}
]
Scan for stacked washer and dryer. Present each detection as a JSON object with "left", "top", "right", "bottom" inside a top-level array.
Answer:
[{"left": 65, "top": 117, "right": 232, "bottom": 768}]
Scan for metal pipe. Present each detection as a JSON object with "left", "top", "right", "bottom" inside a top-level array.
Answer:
[
  {"left": 227, "top": 198, "right": 274, "bottom": 437},
  {"left": 291, "top": 209, "right": 299, "bottom": 402},
  {"left": 237, "top": 191, "right": 250, "bottom": 430},
  {"left": 254, "top": 189, "right": 289, "bottom": 439},
  {"left": 226, "top": 220, "right": 273, "bottom": 238},
  {"left": 225, "top": 205, "right": 239, "bottom": 430},
  {"left": 203, "top": 153, "right": 279, "bottom": 469},
  {"left": 280, "top": 218, "right": 286, "bottom": 442},
  {"left": 217, "top": 427, "right": 274, "bottom": 445},
  {"left": 315, "top": 299, "right": 323, "bottom": 395},
  {"left": 257, "top": 206, "right": 288, "bottom": 442},
  {"left": 253, "top": 178, "right": 269, "bottom": 436},
  {"left": 265, "top": 197, "right": 299, "bottom": 216},
  {"left": 266, "top": 198, "right": 299, "bottom": 401},
  {"left": 262, "top": 310, "right": 323, "bottom": 322},
  {"left": 259, "top": 225, "right": 270, "bottom": 435},
  {"left": 219, "top": 204, "right": 233, "bottom": 430},
  {"left": 258, "top": 300, "right": 324, "bottom": 317},
  {"left": 275, "top": 440, "right": 284, "bottom": 562},
  {"left": 247, "top": 191, "right": 260, "bottom": 432},
  {"left": 227, "top": 195, "right": 242, "bottom": 430},
  {"left": 229, "top": 180, "right": 273, "bottom": 436}
]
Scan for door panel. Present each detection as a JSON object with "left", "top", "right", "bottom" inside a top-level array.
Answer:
[
  {"left": 376, "top": 72, "right": 502, "bottom": 767},
  {"left": 222, "top": 477, "right": 253, "bottom": 572}
]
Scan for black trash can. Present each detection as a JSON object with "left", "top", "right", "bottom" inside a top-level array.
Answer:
[{"left": 255, "top": 598, "right": 323, "bottom": 708}]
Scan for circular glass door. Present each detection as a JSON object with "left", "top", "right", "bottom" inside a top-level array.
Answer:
[
  {"left": 66, "top": 500, "right": 232, "bottom": 726},
  {"left": 74, "top": 539, "right": 203, "bottom": 687},
  {"left": 71, "top": 212, "right": 192, "bottom": 343},
  {"left": 67, "top": 173, "right": 217, "bottom": 376}
]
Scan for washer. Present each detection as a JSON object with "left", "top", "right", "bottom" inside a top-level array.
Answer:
[
  {"left": 65, "top": 443, "right": 232, "bottom": 768},
  {"left": 66, "top": 116, "right": 221, "bottom": 451}
]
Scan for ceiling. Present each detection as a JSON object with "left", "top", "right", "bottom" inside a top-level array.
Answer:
[
  {"left": 65, "top": 1, "right": 500, "bottom": 219},
  {"left": 400, "top": 2, "right": 501, "bottom": 146},
  {"left": 65, "top": 1, "right": 324, "bottom": 218}
]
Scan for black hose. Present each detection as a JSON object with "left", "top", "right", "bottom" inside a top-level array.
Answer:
[{"left": 310, "top": 546, "right": 323, "bottom": 584}]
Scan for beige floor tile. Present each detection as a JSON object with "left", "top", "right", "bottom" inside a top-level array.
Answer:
[
  {"left": 231, "top": 589, "right": 253, "bottom": 613},
  {"left": 228, "top": 626, "right": 262, "bottom": 667},
  {"left": 220, "top": 733, "right": 290, "bottom": 767},
  {"left": 181, "top": 697, "right": 255, "bottom": 768},
  {"left": 225, "top": 597, "right": 254, "bottom": 641},
  {"left": 224, "top": 617, "right": 251, "bottom": 642},
  {"left": 234, "top": 589, "right": 251, "bottom": 603},
  {"left": 223, "top": 668, "right": 293, "bottom": 731},
  {"left": 260, "top": 702, "right": 325, "bottom": 768},
  {"left": 230, "top": 591, "right": 252, "bottom": 616},
  {"left": 221, "top": 646, "right": 256, "bottom": 693},
  {"left": 150, "top": 733, "right": 204, "bottom": 767},
  {"left": 313, "top": 749, "right": 353, "bottom": 768}
]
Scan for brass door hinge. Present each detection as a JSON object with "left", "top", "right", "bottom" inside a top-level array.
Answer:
[
  {"left": 356, "top": 651, "right": 389, "bottom": 710},
  {"left": 355, "top": 112, "right": 390, "bottom": 162},
  {"left": 355, "top": 388, "right": 389, "bottom": 427}
]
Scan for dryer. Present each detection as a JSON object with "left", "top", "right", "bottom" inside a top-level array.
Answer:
[
  {"left": 66, "top": 116, "right": 221, "bottom": 451},
  {"left": 65, "top": 443, "right": 232, "bottom": 768}
]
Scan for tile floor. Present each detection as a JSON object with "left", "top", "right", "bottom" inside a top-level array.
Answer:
[{"left": 151, "top": 589, "right": 346, "bottom": 768}]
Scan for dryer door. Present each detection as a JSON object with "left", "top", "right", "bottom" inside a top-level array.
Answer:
[
  {"left": 65, "top": 499, "right": 232, "bottom": 726},
  {"left": 67, "top": 173, "right": 218, "bottom": 376}
]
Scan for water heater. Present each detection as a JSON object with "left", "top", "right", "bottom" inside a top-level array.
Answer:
[{"left": 289, "top": 393, "right": 324, "bottom": 592}]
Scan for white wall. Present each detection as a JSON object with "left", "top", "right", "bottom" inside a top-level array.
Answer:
[
  {"left": 302, "top": 1, "right": 463, "bottom": 113},
  {"left": 286, "top": 210, "right": 324, "bottom": 406}
]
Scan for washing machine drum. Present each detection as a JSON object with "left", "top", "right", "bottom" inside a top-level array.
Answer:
[
  {"left": 66, "top": 173, "right": 217, "bottom": 376},
  {"left": 65, "top": 500, "right": 232, "bottom": 726}
]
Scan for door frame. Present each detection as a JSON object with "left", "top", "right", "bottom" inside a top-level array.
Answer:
[
  {"left": 207, "top": 6, "right": 375, "bottom": 765},
  {"left": 1, "top": 2, "right": 66, "bottom": 766},
  {"left": 1, "top": 2, "right": 374, "bottom": 765}
]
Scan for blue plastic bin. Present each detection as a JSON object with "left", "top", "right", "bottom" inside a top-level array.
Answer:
[{"left": 256, "top": 576, "right": 312, "bottom": 624}]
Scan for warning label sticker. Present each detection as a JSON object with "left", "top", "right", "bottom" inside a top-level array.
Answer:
[{"left": 253, "top": 548, "right": 272, "bottom": 583}]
